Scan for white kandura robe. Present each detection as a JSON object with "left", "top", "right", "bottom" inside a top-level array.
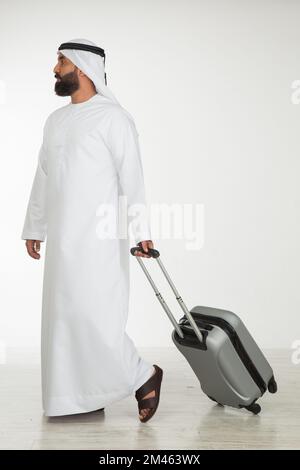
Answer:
[{"left": 21, "top": 93, "right": 155, "bottom": 416}]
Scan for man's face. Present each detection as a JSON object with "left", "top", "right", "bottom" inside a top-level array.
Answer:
[{"left": 53, "top": 53, "right": 80, "bottom": 96}]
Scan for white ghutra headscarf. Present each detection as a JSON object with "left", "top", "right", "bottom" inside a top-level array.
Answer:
[{"left": 57, "top": 38, "right": 120, "bottom": 105}]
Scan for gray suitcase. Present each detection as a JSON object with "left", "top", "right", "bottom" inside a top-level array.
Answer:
[{"left": 131, "top": 244, "right": 277, "bottom": 414}]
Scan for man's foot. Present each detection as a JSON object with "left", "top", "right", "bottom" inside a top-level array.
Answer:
[{"left": 135, "top": 365, "right": 163, "bottom": 423}]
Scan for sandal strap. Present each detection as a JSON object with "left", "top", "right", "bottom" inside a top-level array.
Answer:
[
  {"left": 135, "top": 366, "right": 161, "bottom": 402},
  {"left": 137, "top": 396, "right": 157, "bottom": 411}
]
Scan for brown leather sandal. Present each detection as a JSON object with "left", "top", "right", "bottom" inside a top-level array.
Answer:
[{"left": 135, "top": 364, "right": 163, "bottom": 423}]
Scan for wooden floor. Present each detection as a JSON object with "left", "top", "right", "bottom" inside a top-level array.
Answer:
[{"left": 0, "top": 348, "right": 299, "bottom": 450}]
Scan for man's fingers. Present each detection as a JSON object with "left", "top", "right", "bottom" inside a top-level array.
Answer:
[
  {"left": 25, "top": 240, "right": 41, "bottom": 259},
  {"left": 141, "top": 240, "right": 150, "bottom": 253},
  {"left": 134, "top": 240, "right": 154, "bottom": 258},
  {"left": 135, "top": 249, "right": 150, "bottom": 258}
]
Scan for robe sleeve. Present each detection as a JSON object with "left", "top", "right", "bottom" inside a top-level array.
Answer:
[
  {"left": 21, "top": 119, "right": 49, "bottom": 242},
  {"left": 107, "top": 109, "right": 152, "bottom": 245}
]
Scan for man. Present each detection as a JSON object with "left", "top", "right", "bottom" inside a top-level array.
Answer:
[{"left": 21, "top": 38, "right": 163, "bottom": 422}]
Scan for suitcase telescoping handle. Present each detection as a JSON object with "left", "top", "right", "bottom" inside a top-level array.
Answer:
[{"left": 130, "top": 244, "right": 205, "bottom": 344}]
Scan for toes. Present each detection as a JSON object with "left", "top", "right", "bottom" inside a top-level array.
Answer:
[{"left": 139, "top": 408, "right": 151, "bottom": 419}]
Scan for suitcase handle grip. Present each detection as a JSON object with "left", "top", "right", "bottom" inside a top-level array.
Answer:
[
  {"left": 130, "top": 246, "right": 160, "bottom": 258},
  {"left": 130, "top": 245, "right": 205, "bottom": 345}
]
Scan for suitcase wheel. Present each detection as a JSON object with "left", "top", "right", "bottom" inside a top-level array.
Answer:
[
  {"left": 268, "top": 376, "right": 278, "bottom": 394},
  {"left": 245, "top": 402, "right": 261, "bottom": 415}
]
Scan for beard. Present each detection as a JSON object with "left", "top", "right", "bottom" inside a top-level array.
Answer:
[{"left": 54, "top": 69, "right": 80, "bottom": 96}]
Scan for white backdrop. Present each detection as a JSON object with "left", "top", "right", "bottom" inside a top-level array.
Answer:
[{"left": 0, "top": 0, "right": 299, "bottom": 352}]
